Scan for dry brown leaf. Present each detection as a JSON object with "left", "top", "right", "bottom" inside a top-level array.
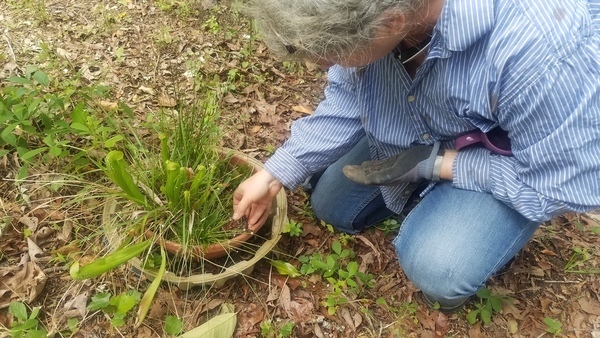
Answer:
[
  {"left": 63, "top": 292, "right": 89, "bottom": 319},
  {"left": 289, "top": 297, "right": 314, "bottom": 324},
  {"left": 266, "top": 285, "right": 280, "bottom": 303},
  {"left": 541, "top": 249, "right": 558, "bottom": 256},
  {"left": 99, "top": 100, "right": 118, "bottom": 110},
  {"left": 467, "top": 323, "right": 484, "bottom": 338},
  {"left": 56, "top": 220, "right": 73, "bottom": 243},
  {"left": 507, "top": 319, "right": 519, "bottom": 334},
  {"left": 26, "top": 238, "right": 45, "bottom": 263},
  {"left": 135, "top": 327, "right": 154, "bottom": 338},
  {"left": 0, "top": 262, "right": 47, "bottom": 308},
  {"left": 434, "top": 312, "right": 449, "bottom": 336},
  {"left": 19, "top": 216, "right": 39, "bottom": 233},
  {"left": 313, "top": 323, "right": 326, "bottom": 338},
  {"left": 238, "top": 302, "right": 264, "bottom": 333},
  {"left": 278, "top": 283, "right": 292, "bottom": 316},
  {"left": 158, "top": 93, "right": 177, "bottom": 107},
  {"left": 578, "top": 297, "right": 600, "bottom": 316},
  {"left": 223, "top": 93, "right": 239, "bottom": 104},
  {"left": 292, "top": 105, "right": 313, "bottom": 115},
  {"left": 139, "top": 85, "right": 155, "bottom": 95},
  {"left": 339, "top": 307, "right": 355, "bottom": 332},
  {"left": 254, "top": 101, "right": 278, "bottom": 124}
]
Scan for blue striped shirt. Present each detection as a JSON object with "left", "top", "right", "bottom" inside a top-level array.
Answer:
[{"left": 264, "top": 0, "right": 600, "bottom": 222}]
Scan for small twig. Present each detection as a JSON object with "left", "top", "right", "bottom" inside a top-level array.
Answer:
[
  {"left": 3, "top": 34, "right": 17, "bottom": 63},
  {"left": 540, "top": 279, "right": 581, "bottom": 284}
]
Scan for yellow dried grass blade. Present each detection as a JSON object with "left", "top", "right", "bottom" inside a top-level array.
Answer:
[
  {"left": 176, "top": 312, "right": 236, "bottom": 338},
  {"left": 135, "top": 246, "right": 166, "bottom": 328}
]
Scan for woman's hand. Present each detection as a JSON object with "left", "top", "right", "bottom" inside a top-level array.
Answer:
[{"left": 232, "top": 169, "right": 283, "bottom": 231}]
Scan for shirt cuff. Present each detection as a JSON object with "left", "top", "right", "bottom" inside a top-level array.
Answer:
[
  {"left": 452, "top": 147, "right": 492, "bottom": 192},
  {"left": 263, "top": 147, "right": 313, "bottom": 189}
]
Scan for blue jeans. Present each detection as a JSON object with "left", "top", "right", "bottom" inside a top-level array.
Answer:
[{"left": 307, "top": 138, "right": 540, "bottom": 309}]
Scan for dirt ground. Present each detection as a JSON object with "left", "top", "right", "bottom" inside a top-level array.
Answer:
[{"left": 1, "top": 0, "right": 599, "bottom": 337}]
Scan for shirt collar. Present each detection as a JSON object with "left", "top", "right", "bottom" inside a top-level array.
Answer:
[{"left": 435, "top": 0, "right": 495, "bottom": 51}]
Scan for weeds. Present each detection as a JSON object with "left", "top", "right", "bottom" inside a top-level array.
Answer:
[
  {"left": 544, "top": 317, "right": 563, "bottom": 336},
  {"left": 164, "top": 315, "right": 184, "bottom": 336},
  {"left": 2, "top": 301, "right": 47, "bottom": 338},
  {"left": 87, "top": 290, "right": 142, "bottom": 327},
  {"left": 260, "top": 320, "right": 294, "bottom": 338},
  {"left": 299, "top": 240, "right": 374, "bottom": 314},
  {"left": 0, "top": 67, "right": 124, "bottom": 175},
  {"left": 282, "top": 219, "right": 303, "bottom": 237},
  {"left": 466, "top": 288, "right": 513, "bottom": 325}
]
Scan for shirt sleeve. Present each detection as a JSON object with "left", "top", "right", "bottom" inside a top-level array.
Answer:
[
  {"left": 453, "top": 38, "right": 600, "bottom": 222},
  {"left": 264, "top": 66, "right": 366, "bottom": 189}
]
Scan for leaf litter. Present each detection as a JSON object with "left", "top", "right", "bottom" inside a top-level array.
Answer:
[{"left": 0, "top": 0, "right": 599, "bottom": 337}]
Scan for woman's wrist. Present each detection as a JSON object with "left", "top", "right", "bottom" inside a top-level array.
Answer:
[{"left": 439, "top": 149, "right": 458, "bottom": 180}]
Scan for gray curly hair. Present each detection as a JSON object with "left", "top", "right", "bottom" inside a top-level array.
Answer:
[{"left": 247, "top": 0, "right": 425, "bottom": 62}]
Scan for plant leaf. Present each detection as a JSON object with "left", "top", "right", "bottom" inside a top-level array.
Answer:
[
  {"left": 70, "top": 240, "right": 151, "bottom": 280},
  {"left": 270, "top": 260, "right": 301, "bottom": 277},
  {"left": 8, "top": 302, "right": 28, "bottom": 321},
  {"left": 33, "top": 71, "right": 49, "bottom": 86},
  {"left": 136, "top": 246, "right": 166, "bottom": 328},
  {"left": 177, "top": 312, "right": 236, "bottom": 338},
  {"left": 6, "top": 76, "right": 33, "bottom": 85},
  {"left": 20, "top": 147, "right": 48, "bottom": 161},
  {"left": 87, "top": 292, "right": 111, "bottom": 311},
  {"left": 465, "top": 309, "right": 479, "bottom": 324},
  {"left": 165, "top": 315, "right": 184, "bottom": 336},
  {"left": 104, "top": 150, "right": 147, "bottom": 206}
]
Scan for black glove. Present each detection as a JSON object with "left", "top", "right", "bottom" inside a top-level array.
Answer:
[{"left": 343, "top": 142, "right": 443, "bottom": 186}]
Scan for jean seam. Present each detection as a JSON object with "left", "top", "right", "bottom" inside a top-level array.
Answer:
[
  {"left": 481, "top": 219, "right": 539, "bottom": 283},
  {"left": 393, "top": 191, "right": 426, "bottom": 246}
]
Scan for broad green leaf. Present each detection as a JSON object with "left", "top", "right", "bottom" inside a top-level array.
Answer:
[
  {"left": 29, "top": 307, "right": 40, "bottom": 320},
  {"left": 8, "top": 302, "right": 28, "bottom": 321},
  {"left": 70, "top": 103, "right": 87, "bottom": 125},
  {"left": 465, "top": 309, "right": 479, "bottom": 324},
  {"left": 49, "top": 145, "right": 62, "bottom": 157},
  {"left": 110, "top": 290, "right": 141, "bottom": 315},
  {"left": 177, "top": 312, "right": 236, "bottom": 338},
  {"left": 480, "top": 307, "right": 492, "bottom": 324},
  {"left": 69, "top": 122, "right": 90, "bottom": 133},
  {"left": 270, "top": 260, "right": 301, "bottom": 277},
  {"left": 346, "top": 261, "right": 358, "bottom": 275},
  {"left": 20, "top": 147, "right": 48, "bottom": 161},
  {"left": 33, "top": 71, "right": 49, "bottom": 86},
  {"left": 27, "top": 329, "right": 48, "bottom": 338},
  {"left": 490, "top": 297, "right": 503, "bottom": 312},
  {"left": 110, "top": 312, "right": 126, "bottom": 327},
  {"left": 6, "top": 76, "right": 33, "bottom": 85},
  {"left": 332, "top": 241, "right": 342, "bottom": 255},
  {"left": 165, "top": 315, "right": 184, "bottom": 336},
  {"left": 104, "top": 135, "right": 124, "bottom": 148},
  {"left": 88, "top": 292, "right": 111, "bottom": 311},
  {"left": 476, "top": 288, "right": 491, "bottom": 299}
]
